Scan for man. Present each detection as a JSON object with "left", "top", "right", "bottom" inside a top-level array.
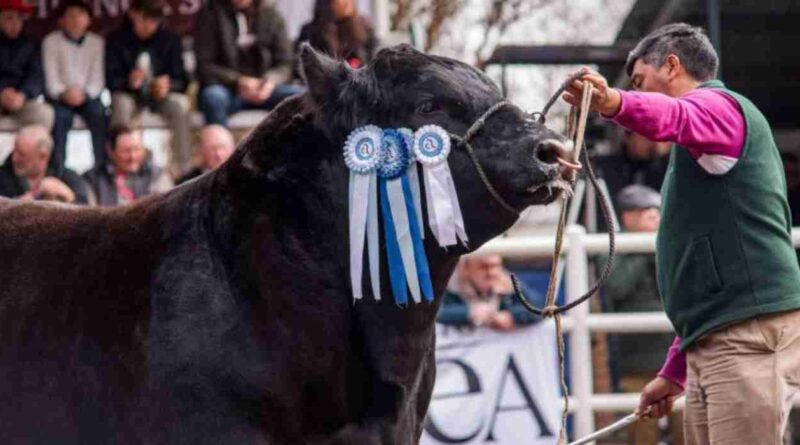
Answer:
[
  {"left": 43, "top": 0, "right": 107, "bottom": 173},
  {"left": 603, "top": 185, "right": 682, "bottom": 445},
  {"left": 176, "top": 124, "right": 236, "bottom": 185},
  {"left": 564, "top": 23, "right": 800, "bottom": 444},
  {"left": 83, "top": 124, "right": 172, "bottom": 206},
  {"left": 597, "top": 131, "right": 671, "bottom": 204},
  {"left": 194, "top": 0, "right": 304, "bottom": 126},
  {"left": 0, "top": 124, "right": 89, "bottom": 204},
  {"left": 437, "top": 255, "right": 543, "bottom": 330},
  {"left": 105, "top": 0, "right": 191, "bottom": 176},
  {"left": 0, "top": 0, "right": 54, "bottom": 130}
]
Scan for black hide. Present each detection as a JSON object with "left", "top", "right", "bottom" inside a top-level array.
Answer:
[{"left": 0, "top": 44, "right": 567, "bottom": 444}]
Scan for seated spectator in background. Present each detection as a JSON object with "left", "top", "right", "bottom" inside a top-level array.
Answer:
[
  {"left": 195, "top": 0, "right": 304, "bottom": 127},
  {"left": 602, "top": 185, "right": 682, "bottom": 445},
  {"left": 0, "top": 0, "right": 54, "bottom": 130},
  {"left": 438, "top": 254, "right": 543, "bottom": 330},
  {"left": 596, "top": 130, "right": 671, "bottom": 208},
  {"left": 176, "top": 124, "right": 235, "bottom": 185},
  {"left": 296, "top": 0, "right": 377, "bottom": 69},
  {"left": 43, "top": 0, "right": 107, "bottom": 174},
  {"left": 0, "top": 125, "right": 89, "bottom": 204},
  {"left": 106, "top": 0, "right": 191, "bottom": 177},
  {"left": 84, "top": 124, "right": 172, "bottom": 206}
]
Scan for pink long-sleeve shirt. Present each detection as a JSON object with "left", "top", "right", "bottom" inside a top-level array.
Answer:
[{"left": 610, "top": 87, "right": 747, "bottom": 388}]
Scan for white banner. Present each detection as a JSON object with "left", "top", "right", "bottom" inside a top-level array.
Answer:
[{"left": 422, "top": 323, "right": 561, "bottom": 445}]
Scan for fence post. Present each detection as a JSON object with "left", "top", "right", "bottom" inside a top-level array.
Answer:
[{"left": 565, "top": 225, "right": 594, "bottom": 440}]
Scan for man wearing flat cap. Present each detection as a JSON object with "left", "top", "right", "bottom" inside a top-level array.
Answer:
[{"left": 604, "top": 185, "right": 683, "bottom": 444}]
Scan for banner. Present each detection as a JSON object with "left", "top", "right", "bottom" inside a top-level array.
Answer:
[{"left": 422, "top": 323, "right": 561, "bottom": 445}]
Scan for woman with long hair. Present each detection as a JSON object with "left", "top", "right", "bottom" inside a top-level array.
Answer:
[{"left": 296, "top": 0, "right": 377, "bottom": 68}]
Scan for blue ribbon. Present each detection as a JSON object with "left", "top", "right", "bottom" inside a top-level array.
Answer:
[
  {"left": 380, "top": 177, "right": 409, "bottom": 306},
  {"left": 402, "top": 175, "right": 434, "bottom": 302}
]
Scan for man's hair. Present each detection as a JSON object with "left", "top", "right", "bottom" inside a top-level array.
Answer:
[
  {"left": 17, "top": 125, "right": 53, "bottom": 155},
  {"left": 626, "top": 23, "right": 719, "bottom": 82},
  {"left": 108, "top": 124, "right": 139, "bottom": 150},
  {"left": 129, "top": 0, "right": 165, "bottom": 18},
  {"left": 56, "top": 0, "right": 91, "bottom": 19}
]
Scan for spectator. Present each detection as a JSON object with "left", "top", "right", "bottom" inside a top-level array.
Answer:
[
  {"left": 0, "top": 0, "right": 54, "bottom": 130},
  {"left": 105, "top": 0, "right": 191, "bottom": 177},
  {"left": 438, "top": 254, "right": 543, "bottom": 330},
  {"left": 0, "top": 124, "right": 90, "bottom": 204},
  {"left": 195, "top": 0, "right": 304, "bottom": 126},
  {"left": 83, "top": 124, "right": 172, "bottom": 206},
  {"left": 296, "top": 0, "right": 378, "bottom": 69},
  {"left": 596, "top": 130, "right": 671, "bottom": 206},
  {"left": 176, "top": 124, "right": 235, "bottom": 185},
  {"left": 43, "top": 0, "right": 107, "bottom": 174},
  {"left": 602, "top": 185, "right": 682, "bottom": 445}
]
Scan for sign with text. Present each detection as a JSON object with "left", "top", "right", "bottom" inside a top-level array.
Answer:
[{"left": 422, "top": 323, "right": 561, "bottom": 445}]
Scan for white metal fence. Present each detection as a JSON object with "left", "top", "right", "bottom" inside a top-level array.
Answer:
[{"left": 472, "top": 226, "right": 800, "bottom": 440}]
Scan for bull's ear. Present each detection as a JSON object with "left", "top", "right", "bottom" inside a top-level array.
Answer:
[{"left": 299, "top": 43, "right": 352, "bottom": 106}]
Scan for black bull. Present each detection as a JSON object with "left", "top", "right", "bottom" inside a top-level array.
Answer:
[{"left": 0, "top": 45, "right": 570, "bottom": 444}]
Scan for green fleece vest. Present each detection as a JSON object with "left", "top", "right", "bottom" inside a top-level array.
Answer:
[{"left": 656, "top": 80, "right": 800, "bottom": 350}]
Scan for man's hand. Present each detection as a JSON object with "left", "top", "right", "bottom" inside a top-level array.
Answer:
[
  {"left": 38, "top": 177, "right": 76, "bottom": 203},
  {"left": 150, "top": 75, "right": 171, "bottom": 101},
  {"left": 1, "top": 88, "right": 25, "bottom": 112},
  {"left": 237, "top": 76, "right": 261, "bottom": 102},
  {"left": 562, "top": 67, "right": 622, "bottom": 117},
  {"left": 469, "top": 302, "right": 496, "bottom": 327},
  {"left": 254, "top": 78, "right": 276, "bottom": 102},
  {"left": 488, "top": 311, "right": 515, "bottom": 331},
  {"left": 637, "top": 376, "right": 683, "bottom": 419},
  {"left": 129, "top": 69, "right": 146, "bottom": 90},
  {"left": 62, "top": 87, "right": 86, "bottom": 107}
]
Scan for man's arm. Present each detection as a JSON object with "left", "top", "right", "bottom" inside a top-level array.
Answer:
[
  {"left": 20, "top": 40, "right": 45, "bottom": 99},
  {"left": 194, "top": 9, "right": 242, "bottom": 87},
  {"left": 260, "top": 6, "right": 292, "bottom": 86},
  {"left": 658, "top": 335, "right": 686, "bottom": 388},
  {"left": 42, "top": 34, "right": 66, "bottom": 99},
  {"left": 612, "top": 89, "right": 745, "bottom": 162}
]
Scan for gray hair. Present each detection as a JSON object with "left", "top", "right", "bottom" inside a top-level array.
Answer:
[
  {"left": 17, "top": 124, "right": 54, "bottom": 155},
  {"left": 625, "top": 23, "right": 719, "bottom": 82}
]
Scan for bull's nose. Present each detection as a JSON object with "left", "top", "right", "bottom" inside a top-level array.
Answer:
[{"left": 535, "top": 139, "right": 581, "bottom": 171}]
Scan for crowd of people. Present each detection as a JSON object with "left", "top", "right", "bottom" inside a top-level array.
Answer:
[{"left": 0, "top": 0, "right": 377, "bottom": 204}]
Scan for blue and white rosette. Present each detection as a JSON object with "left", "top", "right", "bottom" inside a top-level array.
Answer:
[
  {"left": 344, "top": 125, "right": 383, "bottom": 302},
  {"left": 399, "top": 128, "right": 424, "bottom": 239},
  {"left": 378, "top": 130, "right": 434, "bottom": 306},
  {"left": 413, "top": 125, "right": 468, "bottom": 247}
]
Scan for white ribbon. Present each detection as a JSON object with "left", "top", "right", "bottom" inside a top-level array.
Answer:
[
  {"left": 348, "top": 173, "right": 371, "bottom": 301},
  {"left": 366, "top": 175, "right": 380, "bottom": 300}
]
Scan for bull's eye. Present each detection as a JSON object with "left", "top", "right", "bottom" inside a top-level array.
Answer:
[{"left": 416, "top": 101, "right": 437, "bottom": 115}]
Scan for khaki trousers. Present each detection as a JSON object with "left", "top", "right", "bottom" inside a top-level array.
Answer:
[{"left": 684, "top": 309, "right": 800, "bottom": 445}]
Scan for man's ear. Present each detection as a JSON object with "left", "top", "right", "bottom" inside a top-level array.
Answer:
[
  {"left": 299, "top": 43, "right": 352, "bottom": 107},
  {"left": 665, "top": 54, "right": 681, "bottom": 78}
]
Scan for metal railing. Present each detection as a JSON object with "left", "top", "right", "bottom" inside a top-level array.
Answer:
[{"left": 473, "top": 226, "right": 800, "bottom": 440}]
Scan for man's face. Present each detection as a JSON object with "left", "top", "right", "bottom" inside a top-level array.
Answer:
[
  {"left": 129, "top": 10, "right": 160, "bottom": 40},
  {"left": 200, "top": 130, "right": 235, "bottom": 171},
  {"left": 630, "top": 58, "right": 672, "bottom": 95},
  {"left": 230, "top": 0, "right": 252, "bottom": 11},
  {"left": 109, "top": 132, "right": 146, "bottom": 174},
  {"left": 621, "top": 207, "right": 661, "bottom": 232},
  {"left": 11, "top": 135, "right": 49, "bottom": 178},
  {"left": 0, "top": 10, "right": 26, "bottom": 39},
  {"left": 59, "top": 7, "right": 90, "bottom": 40},
  {"left": 331, "top": 0, "right": 355, "bottom": 19},
  {"left": 463, "top": 255, "right": 505, "bottom": 296}
]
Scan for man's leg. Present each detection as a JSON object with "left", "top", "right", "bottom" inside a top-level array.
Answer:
[
  {"left": 15, "top": 100, "right": 55, "bottom": 130},
  {"left": 50, "top": 102, "right": 75, "bottom": 175},
  {"left": 111, "top": 93, "right": 139, "bottom": 128},
  {"left": 157, "top": 93, "right": 193, "bottom": 176},
  {"left": 263, "top": 83, "right": 305, "bottom": 110},
  {"left": 688, "top": 310, "right": 800, "bottom": 445},
  {"left": 683, "top": 352, "right": 709, "bottom": 445},
  {"left": 198, "top": 84, "right": 236, "bottom": 126},
  {"left": 78, "top": 98, "right": 109, "bottom": 169}
]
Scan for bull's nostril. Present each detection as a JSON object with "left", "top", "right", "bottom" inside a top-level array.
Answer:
[{"left": 535, "top": 139, "right": 572, "bottom": 165}]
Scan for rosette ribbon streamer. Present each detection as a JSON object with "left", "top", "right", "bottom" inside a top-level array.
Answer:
[
  {"left": 344, "top": 126, "right": 383, "bottom": 302},
  {"left": 413, "top": 125, "right": 468, "bottom": 248},
  {"left": 378, "top": 130, "right": 434, "bottom": 305}
]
